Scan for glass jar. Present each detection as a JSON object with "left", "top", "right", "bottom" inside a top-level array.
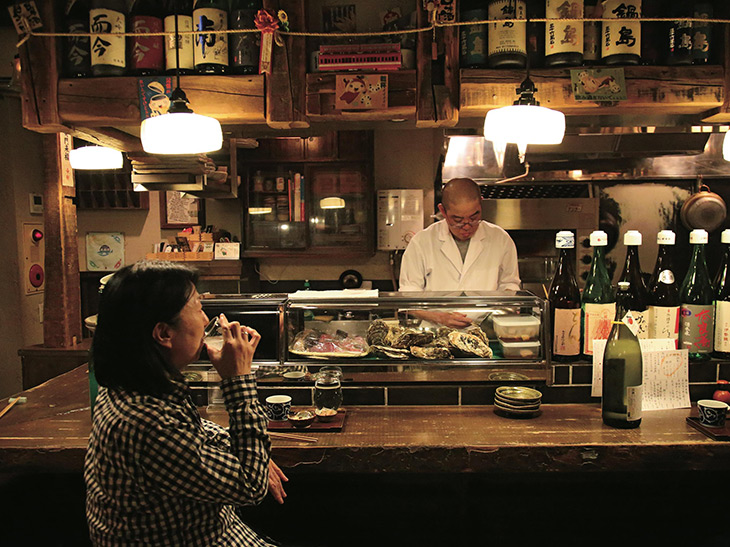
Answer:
[{"left": 314, "top": 369, "right": 343, "bottom": 411}]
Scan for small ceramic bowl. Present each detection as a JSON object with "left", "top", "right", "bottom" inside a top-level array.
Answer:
[
  {"left": 288, "top": 410, "right": 315, "bottom": 429},
  {"left": 315, "top": 407, "right": 338, "bottom": 422}
]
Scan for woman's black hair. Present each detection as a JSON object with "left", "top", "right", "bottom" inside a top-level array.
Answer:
[{"left": 92, "top": 260, "right": 199, "bottom": 395}]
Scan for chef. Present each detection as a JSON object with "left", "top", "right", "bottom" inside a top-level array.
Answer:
[{"left": 399, "top": 177, "right": 521, "bottom": 327}]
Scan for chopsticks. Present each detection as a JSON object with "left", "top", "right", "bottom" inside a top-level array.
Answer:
[
  {"left": 268, "top": 431, "right": 318, "bottom": 443},
  {"left": 0, "top": 397, "right": 26, "bottom": 420}
]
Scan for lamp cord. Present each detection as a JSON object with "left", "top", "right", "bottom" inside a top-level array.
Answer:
[
  {"left": 174, "top": 7, "right": 181, "bottom": 90},
  {"left": 524, "top": 2, "right": 530, "bottom": 82}
]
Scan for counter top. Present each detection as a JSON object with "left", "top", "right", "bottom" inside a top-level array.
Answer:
[{"left": 1, "top": 365, "right": 728, "bottom": 474}]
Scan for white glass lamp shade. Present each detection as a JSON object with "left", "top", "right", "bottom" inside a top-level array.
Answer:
[
  {"left": 248, "top": 207, "right": 272, "bottom": 215},
  {"left": 140, "top": 112, "right": 223, "bottom": 155},
  {"left": 320, "top": 197, "right": 346, "bottom": 209},
  {"left": 69, "top": 146, "right": 123, "bottom": 170},
  {"left": 484, "top": 104, "right": 566, "bottom": 148},
  {"left": 723, "top": 131, "right": 730, "bottom": 161}
]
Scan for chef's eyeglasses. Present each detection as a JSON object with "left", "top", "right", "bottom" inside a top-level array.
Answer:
[{"left": 445, "top": 211, "right": 481, "bottom": 228}]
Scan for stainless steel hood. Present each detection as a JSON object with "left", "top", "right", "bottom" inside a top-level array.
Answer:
[{"left": 443, "top": 131, "right": 729, "bottom": 181}]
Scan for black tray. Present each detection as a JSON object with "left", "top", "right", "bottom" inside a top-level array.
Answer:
[{"left": 686, "top": 416, "right": 730, "bottom": 441}]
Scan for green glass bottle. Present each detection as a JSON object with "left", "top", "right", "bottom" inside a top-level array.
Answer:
[
  {"left": 602, "top": 281, "right": 643, "bottom": 429},
  {"left": 549, "top": 231, "right": 581, "bottom": 362},
  {"left": 618, "top": 230, "right": 649, "bottom": 338},
  {"left": 680, "top": 229, "right": 715, "bottom": 360},
  {"left": 647, "top": 230, "right": 680, "bottom": 344},
  {"left": 581, "top": 230, "right": 616, "bottom": 360}
]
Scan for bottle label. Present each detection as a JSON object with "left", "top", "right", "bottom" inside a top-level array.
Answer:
[
  {"left": 460, "top": 8, "right": 488, "bottom": 66},
  {"left": 231, "top": 8, "right": 261, "bottom": 68},
  {"left": 680, "top": 304, "right": 714, "bottom": 353},
  {"left": 601, "top": 0, "right": 641, "bottom": 59},
  {"left": 90, "top": 9, "right": 125, "bottom": 68},
  {"left": 553, "top": 308, "right": 581, "bottom": 356},
  {"left": 132, "top": 16, "right": 163, "bottom": 70},
  {"left": 165, "top": 15, "right": 194, "bottom": 71},
  {"left": 193, "top": 8, "right": 228, "bottom": 67},
  {"left": 647, "top": 305, "right": 679, "bottom": 342},
  {"left": 488, "top": 1, "right": 526, "bottom": 57},
  {"left": 658, "top": 269, "right": 675, "bottom": 284},
  {"left": 714, "top": 301, "right": 730, "bottom": 352},
  {"left": 583, "top": 302, "right": 616, "bottom": 355},
  {"left": 627, "top": 309, "right": 649, "bottom": 339},
  {"left": 546, "top": 0, "right": 584, "bottom": 56},
  {"left": 66, "top": 21, "right": 90, "bottom": 69},
  {"left": 621, "top": 311, "right": 641, "bottom": 337},
  {"left": 626, "top": 384, "right": 643, "bottom": 421}
]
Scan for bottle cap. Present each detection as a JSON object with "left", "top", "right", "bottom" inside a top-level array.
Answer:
[
  {"left": 617, "top": 281, "right": 630, "bottom": 291},
  {"left": 555, "top": 230, "right": 575, "bottom": 249},
  {"left": 590, "top": 230, "right": 608, "bottom": 246},
  {"left": 623, "top": 230, "right": 642, "bottom": 246},
  {"left": 690, "top": 229, "right": 708, "bottom": 244},
  {"left": 722, "top": 229, "right": 730, "bottom": 244},
  {"left": 656, "top": 230, "right": 675, "bottom": 245}
]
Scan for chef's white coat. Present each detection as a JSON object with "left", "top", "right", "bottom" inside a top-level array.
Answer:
[{"left": 399, "top": 219, "right": 521, "bottom": 292}]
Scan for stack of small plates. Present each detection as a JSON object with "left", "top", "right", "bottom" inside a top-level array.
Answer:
[{"left": 494, "top": 386, "right": 542, "bottom": 419}]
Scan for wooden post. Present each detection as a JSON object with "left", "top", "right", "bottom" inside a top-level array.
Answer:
[{"left": 42, "top": 133, "right": 82, "bottom": 348}]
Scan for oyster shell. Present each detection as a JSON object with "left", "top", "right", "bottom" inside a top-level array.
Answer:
[
  {"left": 437, "top": 327, "right": 455, "bottom": 338},
  {"left": 366, "top": 319, "right": 391, "bottom": 346},
  {"left": 370, "top": 345, "right": 411, "bottom": 360},
  {"left": 410, "top": 346, "right": 452, "bottom": 360},
  {"left": 447, "top": 331, "right": 493, "bottom": 358},
  {"left": 465, "top": 325, "right": 489, "bottom": 345},
  {"left": 385, "top": 326, "right": 404, "bottom": 347},
  {"left": 390, "top": 328, "right": 434, "bottom": 349}
]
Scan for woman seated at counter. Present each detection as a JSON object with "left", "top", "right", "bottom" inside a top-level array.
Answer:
[{"left": 85, "top": 260, "right": 287, "bottom": 546}]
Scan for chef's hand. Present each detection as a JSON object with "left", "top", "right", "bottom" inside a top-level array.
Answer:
[
  {"left": 267, "top": 459, "right": 288, "bottom": 504},
  {"left": 429, "top": 311, "right": 473, "bottom": 329},
  {"left": 206, "top": 314, "right": 260, "bottom": 378}
]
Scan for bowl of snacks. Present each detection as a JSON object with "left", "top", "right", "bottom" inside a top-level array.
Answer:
[
  {"left": 315, "top": 407, "right": 338, "bottom": 422},
  {"left": 288, "top": 410, "right": 315, "bottom": 429}
]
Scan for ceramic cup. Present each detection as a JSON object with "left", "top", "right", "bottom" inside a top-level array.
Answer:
[
  {"left": 265, "top": 395, "right": 292, "bottom": 421},
  {"left": 697, "top": 399, "right": 729, "bottom": 428}
]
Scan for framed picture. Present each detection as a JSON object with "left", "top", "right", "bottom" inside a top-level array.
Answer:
[{"left": 160, "top": 190, "right": 205, "bottom": 229}]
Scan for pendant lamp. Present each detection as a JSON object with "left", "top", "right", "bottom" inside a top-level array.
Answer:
[
  {"left": 69, "top": 145, "right": 124, "bottom": 170},
  {"left": 140, "top": 10, "right": 222, "bottom": 155},
  {"left": 723, "top": 131, "right": 730, "bottom": 162}
]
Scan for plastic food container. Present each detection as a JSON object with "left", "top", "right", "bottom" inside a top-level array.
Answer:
[
  {"left": 492, "top": 315, "right": 540, "bottom": 341},
  {"left": 499, "top": 340, "right": 540, "bottom": 359}
]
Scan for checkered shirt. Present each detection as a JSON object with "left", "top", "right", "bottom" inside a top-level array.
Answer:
[{"left": 85, "top": 374, "right": 274, "bottom": 546}]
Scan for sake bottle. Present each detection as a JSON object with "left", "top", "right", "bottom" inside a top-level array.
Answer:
[
  {"left": 129, "top": 0, "right": 165, "bottom": 75},
  {"left": 549, "top": 231, "right": 581, "bottom": 362},
  {"left": 667, "top": 1, "right": 692, "bottom": 66},
  {"left": 90, "top": 0, "right": 127, "bottom": 76},
  {"left": 691, "top": 1, "right": 713, "bottom": 65},
  {"left": 487, "top": 0, "right": 527, "bottom": 68},
  {"left": 647, "top": 230, "right": 680, "bottom": 344},
  {"left": 602, "top": 281, "right": 643, "bottom": 429},
  {"left": 713, "top": 229, "right": 730, "bottom": 359},
  {"left": 193, "top": 0, "right": 229, "bottom": 73},
  {"left": 581, "top": 230, "right": 616, "bottom": 360},
  {"left": 582, "top": 0, "right": 601, "bottom": 64},
  {"left": 230, "top": 0, "right": 262, "bottom": 74},
  {"left": 680, "top": 229, "right": 715, "bottom": 361},
  {"left": 601, "top": 0, "right": 641, "bottom": 65},
  {"left": 63, "top": 0, "right": 91, "bottom": 78},
  {"left": 545, "top": 0, "right": 583, "bottom": 67},
  {"left": 618, "top": 230, "right": 649, "bottom": 338},
  {"left": 460, "top": 0, "right": 488, "bottom": 68},
  {"left": 165, "top": 0, "right": 194, "bottom": 74}
]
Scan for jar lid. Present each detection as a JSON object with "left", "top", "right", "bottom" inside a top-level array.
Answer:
[
  {"left": 656, "top": 230, "right": 676, "bottom": 245},
  {"left": 722, "top": 229, "right": 730, "bottom": 243},
  {"left": 555, "top": 230, "right": 575, "bottom": 249},
  {"left": 623, "top": 230, "right": 642, "bottom": 246},
  {"left": 590, "top": 230, "right": 608, "bottom": 246},
  {"left": 690, "top": 229, "right": 708, "bottom": 244}
]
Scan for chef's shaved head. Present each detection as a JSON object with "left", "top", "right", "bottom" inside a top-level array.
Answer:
[{"left": 441, "top": 178, "right": 481, "bottom": 209}]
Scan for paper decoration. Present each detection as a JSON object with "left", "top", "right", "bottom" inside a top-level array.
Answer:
[
  {"left": 86, "top": 232, "right": 124, "bottom": 271},
  {"left": 138, "top": 77, "right": 174, "bottom": 120},
  {"left": 571, "top": 67, "right": 627, "bottom": 101},
  {"left": 7, "top": 2, "right": 42, "bottom": 36},
  {"left": 336, "top": 74, "right": 388, "bottom": 110}
]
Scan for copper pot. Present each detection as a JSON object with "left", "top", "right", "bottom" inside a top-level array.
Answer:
[{"left": 680, "top": 184, "right": 727, "bottom": 232}]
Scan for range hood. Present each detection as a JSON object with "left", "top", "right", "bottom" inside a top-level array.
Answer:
[{"left": 443, "top": 131, "right": 729, "bottom": 181}]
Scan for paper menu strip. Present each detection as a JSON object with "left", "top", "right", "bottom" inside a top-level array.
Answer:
[{"left": 591, "top": 338, "right": 690, "bottom": 411}]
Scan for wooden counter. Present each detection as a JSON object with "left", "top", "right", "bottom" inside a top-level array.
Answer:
[{"left": 1, "top": 365, "right": 728, "bottom": 476}]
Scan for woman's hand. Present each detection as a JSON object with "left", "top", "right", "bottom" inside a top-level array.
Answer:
[
  {"left": 206, "top": 314, "right": 260, "bottom": 378},
  {"left": 267, "top": 459, "right": 288, "bottom": 504}
]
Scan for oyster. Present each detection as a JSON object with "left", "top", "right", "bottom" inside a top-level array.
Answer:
[
  {"left": 410, "top": 346, "right": 452, "bottom": 360},
  {"left": 370, "top": 345, "right": 411, "bottom": 360},
  {"left": 390, "top": 328, "right": 434, "bottom": 349},
  {"left": 465, "top": 325, "right": 489, "bottom": 345},
  {"left": 385, "top": 326, "right": 404, "bottom": 347},
  {"left": 437, "top": 327, "right": 455, "bottom": 338},
  {"left": 447, "top": 331, "right": 493, "bottom": 358},
  {"left": 367, "top": 319, "right": 391, "bottom": 346}
]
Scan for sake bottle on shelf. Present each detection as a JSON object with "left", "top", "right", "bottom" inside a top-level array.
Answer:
[
  {"left": 193, "top": 0, "right": 229, "bottom": 73},
  {"left": 618, "top": 230, "right": 649, "bottom": 338},
  {"left": 601, "top": 0, "right": 641, "bottom": 65},
  {"left": 647, "top": 230, "right": 680, "bottom": 345},
  {"left": 691, "top": 1, "right": 713, "bottom": 65},
  {"left": 164, "top": 0, "right": 195, "bottom": 74},
  {"left": 581, "top": 230, "right": 616, "bottom": 360},
  {"left": 90, "top": 0, "right": 127, "bottom": 76},
  {"left": 230, "top": 0, "right": 262, "bottom": 74},
  {"left": 487, "top": 0, "right": 527, "bottom": 68},
  {"left": 582, "top": 0, "right": 601, "bottom": 64},
  {"left": 602, "top": 281, "right": 643, "bottom": 429},
  {"left": 549, "top": 231, "right": 581, "bottom": 362},
  {"left": 679, "top": 229, "right": 715, "bottom": 361},
  {"left": 129, "top": 0, "right": 165, "bottom": 75},
  {"left": 666, "top": 1, "right": 692, "bottom": 66},
  {"left": 63, "top": 0, "right": 91, "bottom": 78},
  {"left": 544, "top": 0, "right": 583, "bottom": 67},
  {"left": 714, "top": 229, "right": 730, "bottom": 359}
]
